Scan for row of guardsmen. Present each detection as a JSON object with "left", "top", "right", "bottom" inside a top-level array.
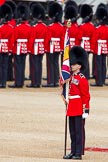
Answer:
[{"left": 0, "top": 0, "right": 108, "bottom": 88}]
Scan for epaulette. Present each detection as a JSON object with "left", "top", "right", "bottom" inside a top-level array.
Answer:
[
  {"left": 74, "top": 23, "right": 78, "bottom": 27},
  {"left": 96, "top": 25, "right": 101, "bottom": 29},
  {"left": 0, "top": 24, "right": 3, "bottom": 27},
  {"left": 8, "top": 24, "right": 14, "bottom": 28},
  {"left": 32, "top": 24, "right": 37, "bottom": 27},
  {"left": 90, "top": 22, "right": 94, "bottom": 26},
  {"left": 16, "top": 24, "right": 21, "bottom": 27},
  {"left": 49, "top": 23, "right": 54, "bottom": 26},
  {"left": 58, "top": 22, "right": 63, "bottom": 27},
  {"left": 80, "top": 23, "right": 85, "bottom": 26},
  {"left": 79, "top": 73, "right": 85, "bottom": 78},
  {"left": 41, "top": 22, "right": 47, "bottom": 27},
  {"left": 26, "top": 23, "right": 31, "bottom": 27}
]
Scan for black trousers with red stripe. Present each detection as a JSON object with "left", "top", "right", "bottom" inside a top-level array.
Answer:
[
  {"left": 0, "top": 53, "right": 9, "bottom": 87},
  {"left": 13, "top": 54, "right": 26, "bottom": 86},
  {"left": 29, "top": 54, "right": 43, "bottom": 86},
  {"left": 47, "top": 52, "right": 60, "bottom": 85},
  {"left": 7, "top": 54, "right": 14, "bottom": 81},
  {"left": 94, "top": 54, "right": 107, "bottom": 85},
  {"left": 69, "top": 116, "right": 85, "bottom": 155}
]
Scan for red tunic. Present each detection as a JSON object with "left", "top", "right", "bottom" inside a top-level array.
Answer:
[
  {"left": 0, "top": 0, "right": 5, "bottom": 6},
  {"left": 29, "top": 22, "right": 48, "bottom": 54},
  {"left": 47, "top": 22, "right": 65, "bottom": 53},
  {"left": 0, "top": 23, "right": 14, "bottom": 53},
  {"left": 13, "top": 21, "right": 32, "bottom": 54},
  {"left": 66, "top": 72, "right": 90, "bottom": 116},
  {"left": 78, "top": 22, "right": 95, "bottom": 52},
  {"left": 91, "top": 25, "right": 108, "bottom": 54}
]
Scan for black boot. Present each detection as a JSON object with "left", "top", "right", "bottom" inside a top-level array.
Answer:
[
  {"left": 63, "top": 153, "right": 75, "bottom": 159},
  {"left": 72, "top": 155, "right": 82, "bottom": 160}
]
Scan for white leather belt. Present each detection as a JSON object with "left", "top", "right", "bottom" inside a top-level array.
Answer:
[
  {"left": 68, "top": 95, "right": 80, "bottom": 99},
  {"left": 51, "top": 38, "right": 60, "bottom": 41},
  {"left": 0, "top": 39, "right": 8, "bottom": 42},
  {"left": 70, "top": 38, "right": 75, "bottom": 41},
  {"left": 98, "top": 40, "right": 107, "bottom": 43},
  {"left": 82, "top": 37, "right": 90, "bottom": 41},
  {"left": 35, "top": 39, "right": 44, "bottom": 43},
  {"left": 17, "top": 39, "right": 28, "bottom": 42}
]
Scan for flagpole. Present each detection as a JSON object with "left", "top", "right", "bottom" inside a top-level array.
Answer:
[
  {"left": 64, "top": 105, "right": 67, "bottom": 157},
  {"left": 63, "top": 19, "right": 71, "bottom": 158},
  {"left": 63, "top": 82, "right": 69, "bottom": 157}
]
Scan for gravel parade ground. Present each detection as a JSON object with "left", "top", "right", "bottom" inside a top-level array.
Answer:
[{"left": 0, "top": 55, "right": 108, "bottom": 162}]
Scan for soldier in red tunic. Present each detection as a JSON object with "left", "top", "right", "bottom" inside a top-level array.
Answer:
[
  {"left": 63, "top": 46, "right": 90, "bottom": 160},
  {"left": 43, "top": 2, "right": 64, "bottom": 87},
  {"left": 6, "top": 0, "right": 17, "bottom": 81},
  {"left": 90, "top": 5, "right": 108, "bottom": 86},
  {"left": 78, "top": 4, "right": 95, "bottom": 79},
  {"left": 0, "top": 3, "right": 14, "bottom": 88},
  {"left": 64, "top": 5, "right": 80, "bottom": 47},
  {"left": 8, "top": 3, "right": 31, "bottom": 88},
  {"left": 26, "top": 3, "right": 48, "bottom": 88},
  {"left": 62, "top": 1, "right": 79, "bottom": 68}
]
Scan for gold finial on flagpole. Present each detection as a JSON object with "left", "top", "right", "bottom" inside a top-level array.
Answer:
[{"left": 67, "top": 19, "right": 71, "bottom": 28}]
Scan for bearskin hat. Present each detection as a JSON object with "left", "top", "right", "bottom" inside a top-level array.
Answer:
[
  {"left": 80, "top": 4, "right": 93, "bottom": 22},
  {"left": 47, "top": 0, "right": 54, "bottom": 8},
  {"left": 29, "top": 1, "right": 36, "bottom": 10},
  {"left": 65, "top": 5, "right": 77, "bottom": 21},
  {"left": 48, "top": 2, "right": 63, "bottom": 22},
  {"left": 31, "top": 3, "right": 45, "bottom": 20},
  {"left": 0, "top": 3, "right": 12, "bottom": 21},
  {"left": 69, "top": 46, "right": 88, "bottom": 71},
  {"left": 96, "top": 3, "right": 106, "bottom": 9},
  {"left": 96, "top": 5, "right": 108, "bottom": 24},
  {"left": 65, "top": 0, "right": 78, "bottom": 12},
  {"left": 16, "top": 3, "right": 30, "bottom": 21},
  {"left": 45, "top": 1, "right": 54, "bottom": 18},
  {"left": 6, "top": 0, "right": 17, "bottom": 18}
]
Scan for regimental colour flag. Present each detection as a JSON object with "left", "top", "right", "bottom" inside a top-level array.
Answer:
[
  {"left": 60, "top": 28, "right": 71, "bottom": 101},
  {"left": 61, "top": 28, "right": 70, "bottom": 83}
]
